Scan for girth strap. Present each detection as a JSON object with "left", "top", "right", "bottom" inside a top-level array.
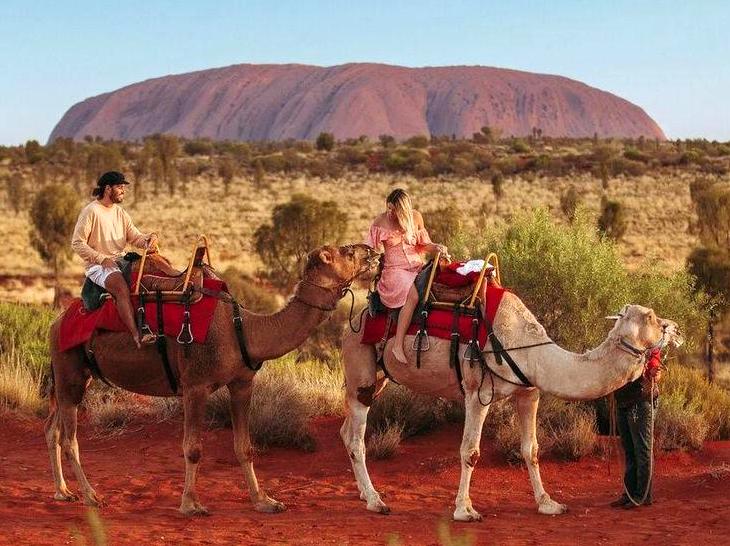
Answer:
[
  {"left": 449, "top": 305, "right": 466, "bottom": 395},
  {"left": 232, "top": 301, "right": 263, "bottom": 372},
  {"left": 155, "top": 290, "right": 179, "bottom": 393},
  {"left": 484, "top": 319, "right": 532, "bottom": 387}
]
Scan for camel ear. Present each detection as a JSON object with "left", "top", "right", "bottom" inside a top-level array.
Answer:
[
  {"left": 318, "top": 248, "right": 334, "bottom": 265},
  {"left": 605, "top": 315, "right": 621, "bottom": 321}
]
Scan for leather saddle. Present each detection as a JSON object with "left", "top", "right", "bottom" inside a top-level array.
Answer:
[{"left": 132, "top": 246, "right": 208, "bottom": 304}]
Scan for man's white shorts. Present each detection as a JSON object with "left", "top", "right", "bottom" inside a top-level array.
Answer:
[{"left": 86, "top": 264, "right": 122, "bottom": 288}]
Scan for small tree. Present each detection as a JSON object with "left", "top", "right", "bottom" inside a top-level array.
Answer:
[
  {"left": 422, "top": 205, "right": 462, "bottom": 247},
  {"left": 5, "top": 173, "right": 25, "bottom": 213},
  {"left": 253, "top": 194, "right": 348, "bottom": 287},
  {"left": 24, "top": 139, "right": 44, "bottom": 164},
  {"left": 379, "top": 134, "right": 396, "bottom": 148},
  {"left": 253, "top": 158, "right": 266, "bottom": 188},
  {"left": 598, "top": 198, "right": 627, "bottom": 241},
  {"left": 560, "top": 184, "right": 581, "bottom": 224},
  {"left": 218, "top": 157, "right": 236, "bottom": 193},
  {"left": 29, "top": 184, "right": 78, "bottom": 306},
  {"left": 491, "top": 171, "right": 504, "bottom": 200},
  {"left": 315, "top": 132, "right": 335, "bottom": 152}
]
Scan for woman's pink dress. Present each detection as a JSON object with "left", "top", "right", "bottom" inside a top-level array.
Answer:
[{"left": 366, "top": 224, "right": 432, "bottom": 308}]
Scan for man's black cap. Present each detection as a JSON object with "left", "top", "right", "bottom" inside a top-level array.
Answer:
[{"left": 97, "top": 171, "right": 129, "bottom": 187}]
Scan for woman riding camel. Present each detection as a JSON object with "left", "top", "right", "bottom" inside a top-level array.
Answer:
[{"left": 366, "top": 189, "right": 448, "bottom": 363}]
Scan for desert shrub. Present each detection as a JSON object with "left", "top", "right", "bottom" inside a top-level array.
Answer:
[
  {"left": 470, "top": 209, "right": 706, "bottom": 351},
  {"left": 655, "top": 390, "right": 709, "bottom": 450},
  {"left": 204, "top": 355, "right": 344, "bottom": 451},
  {"left": 689, "top": 178, "right": 730, "bottom": 248},
  {"left": 0, "top": 302, "right": 54, "bottom": 375},
  {"left": 5, "top": 173, "right": 25, "bottom": 213},
  {"left": 510, "top": 139, "right": 530, "bottom": 154},
  {"left": 0, "top": 341, "right": 46, "bottom": 415},
  {"left": 366, "top": 421, "right": 404, "bottom": 459},
  {"left": 220, "top": 267, "right": 280, "bottom": 313},
  {"left": 405, "top": 135, "right": 429, "bottom": 149},
  {"left": 624, "top": 147, "right": 650, "bottom": 163},
  {"left": 253, "top": 193, "right": 348, "bottom": 287},
  {"left": 559, "top": 184, "right": 580, "bottom": 223},
  {"left": 597, "top": 198, "right": 627, "bottom": 241},
  {"left": 422, "top": 205, "right": 463, "bottom": 247},
  {"left": 183, "top": 139, "right": 214, "bottom": 156},
  {"left": 660, "top": 365, "right": 730, "bottom": 441},
  {"left": 83, "top": 386, "right": 178, "bottom": 435},
  {"left": 367, "top": 384, "right": 461, "bottom": 439},
  {"left": 490, "top": 397, "right": 598, "bottom": 462},
  {"left": 315, "top": 132, "right": 335, "bottom": 152}
]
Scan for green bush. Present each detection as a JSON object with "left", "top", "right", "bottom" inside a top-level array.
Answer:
[
  {"left": 0, "top": 302, "right": 54, "bottom": 376},
  {"left": 470, "top": 209, "right": 706, "bottom": 351}
]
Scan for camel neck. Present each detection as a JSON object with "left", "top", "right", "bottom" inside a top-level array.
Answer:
[
  {"left": 526, "top": 336, "right": 644, "bottom": 400},
  {"left": 242, "top": 297, "right": 329, "bottom": 362}
]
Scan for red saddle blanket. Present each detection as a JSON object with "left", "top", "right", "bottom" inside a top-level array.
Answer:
[
  {"left": 59, "top": 278, "right": 227, "bottom": 352},
  {"left": 361, "top": 285, "right": 507, "bottom": 346}
]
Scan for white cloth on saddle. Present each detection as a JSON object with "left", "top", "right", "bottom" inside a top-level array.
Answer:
[
  {"left": 86, "top": 264, "right": 122, "bottom": 288},
  {"left": 455, "top": 259, "right": 494, "bottom": 276}
]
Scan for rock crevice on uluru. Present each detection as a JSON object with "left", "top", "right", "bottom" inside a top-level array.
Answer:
[{"left": 49, "top": 63, "right": 665, "bottom": 142}]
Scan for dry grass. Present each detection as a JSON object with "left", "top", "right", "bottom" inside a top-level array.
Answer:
[
  {"left": 366, "top": 421, "right": 404, "bottom": 459},
  {"left": 0, "top": 341, "right": 45, "bottom": 415},
  {"left": 0, "top": 170, "right": 709, "bottom": 289}
]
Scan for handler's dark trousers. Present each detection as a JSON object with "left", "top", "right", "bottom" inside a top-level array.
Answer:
[{"left": 617, "top": 400, "right": 655, "bottom": 504}]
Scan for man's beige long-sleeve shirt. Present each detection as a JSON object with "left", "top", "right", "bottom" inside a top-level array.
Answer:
[{"left": 71, "top": 200, "right": 149, "bottom": 270}]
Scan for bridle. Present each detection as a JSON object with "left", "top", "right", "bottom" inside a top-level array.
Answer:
[
  {"left": 292, "top": 247, "right": 380, "bottom": 312},
  {"left": 615, "top": 318, "right": 669, "bottom": 365}
]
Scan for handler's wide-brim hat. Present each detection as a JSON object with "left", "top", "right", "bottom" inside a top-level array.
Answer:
[{"left": 97, "top": 171, "right": 129, "bottom": 187}]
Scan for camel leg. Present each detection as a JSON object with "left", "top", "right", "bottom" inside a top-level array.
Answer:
[
  {"left": 45, "top": 400, "right": 77, "bottom": 502},
  {"left": 58, "top": 401, "right": 103, "bottom": 507},
  {"left": 340, "top": 329, "right": 389, "bottom": 513},
  {"left": 513, "top": 389, "right": 567, "bottom": 515},
  {"left": 340, "top": 394, "right": 390, "bottom": 514},
  {"left": 227, "top": 380, "right": 285, "bottom": 513},
  {"left": 453, "top": 390, "right": 491, "bottom": 522},
  {"left": 179, "top": 387, "right": 210, "bottom": 516}
]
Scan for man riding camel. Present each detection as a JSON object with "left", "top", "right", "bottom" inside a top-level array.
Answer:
[{"left": 71, "top": 171, "right": 159, "bottom": 348}]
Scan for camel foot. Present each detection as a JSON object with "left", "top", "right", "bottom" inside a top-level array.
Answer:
[
  {"left": 537, "top": 495, "right": 567, "bottom": 515},
  {"left": 82, "top": 490, "right": 104, "bottom": 508},
  {"left": 366, "top": 498, "right": 390, "bottom": 515},
  {"left": 453, "top": 505, "right": 483, "bottom": 522},
  {"left": 54, "top": 489, "right": 78, "bottom": 502},
  {"left": 254, "top": 495, "right": 286, "bottom": 514},
  {"left": 179, "top": 501, "right": 210, "bottom": 517}
]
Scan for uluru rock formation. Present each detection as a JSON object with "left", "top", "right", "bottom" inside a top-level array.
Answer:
[{"left": 49, "top": 63, "right": 665, "bottom": 142}]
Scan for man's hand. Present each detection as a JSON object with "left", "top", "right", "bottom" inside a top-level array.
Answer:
[
  {"left": 101, "top": 258, "right": 117, "bottom": 268},
  {"left": 146, "top": 233, "right": 159, "bottom": 251}
]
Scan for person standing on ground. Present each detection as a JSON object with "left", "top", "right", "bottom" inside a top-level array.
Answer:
[
  {"left": 71, "top": 171, "right": 159, "bottom": 348},
  {"left": 611, "top": 349, "right": 662, "bottom": 508}
]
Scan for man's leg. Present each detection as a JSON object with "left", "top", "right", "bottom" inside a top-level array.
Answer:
[
  {"left": 631, "top": 400, "right": 655, "bottom": 505},
  {"left": 614, "top": 405, "right": 636, "bottom": 505},
  {"left": 392, "top": 285, "right": 418, "bottom": 363},
  {"left": 104, "top": 272, "right": 141, "bottom": 348}
]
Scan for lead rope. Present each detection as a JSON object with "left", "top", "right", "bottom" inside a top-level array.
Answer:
[{"left": 609, "top": 377, "right": 656, "bottom": 506}]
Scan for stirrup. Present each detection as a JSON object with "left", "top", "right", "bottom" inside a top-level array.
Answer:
[
  {"left": 463, "top": 341, "right": 481, "bottom": 363},
  {"left": 412, "top": 330, "right": 430, "bottom": 351}
]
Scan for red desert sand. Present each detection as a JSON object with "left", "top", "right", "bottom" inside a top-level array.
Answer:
[{"left": 1, "top": 415, "right": 727, "bottom": 545}]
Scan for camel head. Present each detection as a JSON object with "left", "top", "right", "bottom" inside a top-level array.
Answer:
[
  {"left": 606, "top": 305, "right": 684, "bottom": 375},
  {"left": 304, "top": 244, "right": 380, "bottom": 290}
]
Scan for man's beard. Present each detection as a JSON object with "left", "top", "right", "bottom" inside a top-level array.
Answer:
[{"left": 112, "top": 192, "right": 124, "bottom": 203}]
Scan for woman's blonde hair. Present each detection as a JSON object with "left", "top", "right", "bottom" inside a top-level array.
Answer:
[{"left": 386, "top": 189, "right": 416, "bottom": 242}]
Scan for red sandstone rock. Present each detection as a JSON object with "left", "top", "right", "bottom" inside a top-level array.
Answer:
[{"left": 49, "top": 63, "right": 665, "bottom": 142}]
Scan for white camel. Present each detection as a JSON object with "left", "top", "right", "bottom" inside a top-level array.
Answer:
[{"left": 340, "top": 293, "right": 682, "bottom": 521}]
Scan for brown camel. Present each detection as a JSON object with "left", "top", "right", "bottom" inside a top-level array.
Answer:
[{"left": 46, "top": 243, "right": 378, "bottom": 516}]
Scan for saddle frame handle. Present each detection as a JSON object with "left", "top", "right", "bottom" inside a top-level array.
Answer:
[
  {"left": 467, "top": 252, "right": 500, "bottom": 307},
  {"left": 180, "top": 234, "right": 212, "bottom": 293}
]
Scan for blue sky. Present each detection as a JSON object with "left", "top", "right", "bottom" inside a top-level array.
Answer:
[{"left": 1, "top": 0, "right": 728, "bottom": 145}]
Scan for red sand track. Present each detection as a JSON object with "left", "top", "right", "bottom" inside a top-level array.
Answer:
[{"left": 1, "top": 415, "right": 728, "bottom": 545}]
